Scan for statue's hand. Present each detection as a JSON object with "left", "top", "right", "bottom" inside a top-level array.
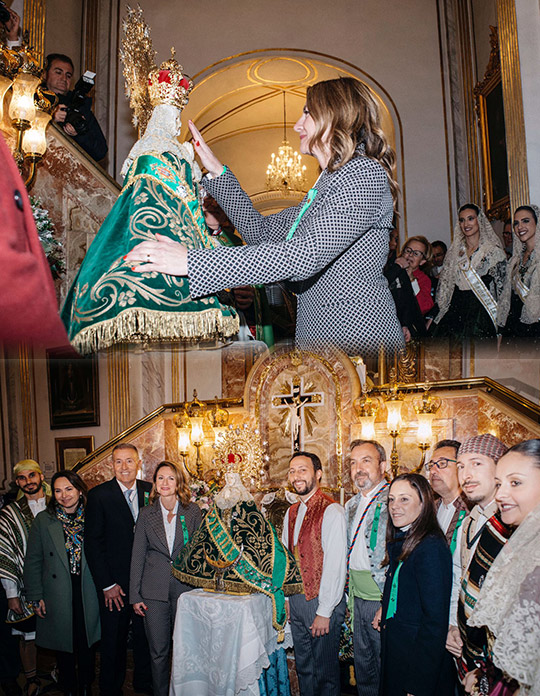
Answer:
[{"left": 188, "top": 120, "right": 224, "bottom": 178}]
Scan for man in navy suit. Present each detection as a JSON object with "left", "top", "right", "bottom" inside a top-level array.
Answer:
[{"left": 85, "top": 444, "right": 152, "bottom": 696}]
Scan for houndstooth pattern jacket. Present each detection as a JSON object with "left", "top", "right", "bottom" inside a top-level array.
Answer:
[{"left": 189, "top": 156, "right": 404, "bottom": 356}]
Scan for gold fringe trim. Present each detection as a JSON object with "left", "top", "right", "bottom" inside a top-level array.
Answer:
[
  {"left": 70, "top": 307, "right": 239, "bottom": 355},
  {"left": 172, "top": 566, "right": 303, "bottom": 598}
]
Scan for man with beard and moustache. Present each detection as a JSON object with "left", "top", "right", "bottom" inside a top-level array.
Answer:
[
  {"left": 282, "top": 452, "right": 347, "bottom": 696},
  {"left": 426, "top": 439, "right": 470, "bottom": 546},
  {"left": 445, "top": 434, "right": 513, "bottom": 688},
  {"left": 0, "top": 460, "right": 51, "bottom": 696},
  {"left": 343, "top": 440, "right": 389, "bottom": 696}
]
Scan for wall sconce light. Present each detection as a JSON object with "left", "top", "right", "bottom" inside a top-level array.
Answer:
[
  {"left": 413, "top": 386, "right": 441, "bottom": 470},
  {"left": 352, "top": 391, "right": 380, "bottom": 441},
  {"left": 383, "top": 370, "right": 405, "bottom": 478},
  {"left": 174, "top": 391, "right": 230, "bottom": 481},
  {"left": 1, "top": 43, "right": 57, "bottom": 188}
]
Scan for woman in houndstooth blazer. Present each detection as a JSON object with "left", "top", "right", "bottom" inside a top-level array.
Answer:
[
  {"left": 127, "top": 78, "right": 404, "bottom": 356},
  {"left": 129, "top": 462, "right": 201, "bottom": 696}
]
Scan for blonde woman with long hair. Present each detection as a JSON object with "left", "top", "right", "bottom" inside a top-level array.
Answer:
[
  {"left": 126, "top": 77, "right": 404, "bottom": 356},
  {"left": 129, "top": 462, "right": 201, "bottom": 696}
]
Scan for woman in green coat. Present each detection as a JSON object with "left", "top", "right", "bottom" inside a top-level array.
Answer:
[{"left": 24, "top": 470, "right": 100, "bottom": 696}]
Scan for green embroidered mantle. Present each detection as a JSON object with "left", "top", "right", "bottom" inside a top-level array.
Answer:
[
  {"left": 173, "top": 501, "right": 303, "bottom": 635},
  {"left": 61, "top": 152, "right": 239, "bottom": 354}
]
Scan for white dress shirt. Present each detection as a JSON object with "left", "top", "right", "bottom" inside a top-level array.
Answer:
[
  {"left": 282, "top": 489, "right": 347, "bottom": 618},
  {"left": 348, "top": 480, "right": 386, "bottom": 571},
  {"left": 1, "top": 496, "right": 46, "bottom": 598},
  {"left": 160, "top": 499, "right": 179, "bottom": 556},
  {"left": 437, "top": 496, "right": 459, "bottom": 535}
]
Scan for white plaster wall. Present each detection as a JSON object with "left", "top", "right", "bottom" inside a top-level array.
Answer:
[
  {"left": 515, "top": 0, "right": 540, "bottom": 207},
  {"left": 115, "top": 0, "right": 453, "bottom": 244}
]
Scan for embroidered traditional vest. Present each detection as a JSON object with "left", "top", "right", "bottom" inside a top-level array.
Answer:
[
  {"left": 288, "top": 489, "right": 335, "bottom": 601},
  {"left": 457, "top": 513, "right": 513, "bottom": 675}
]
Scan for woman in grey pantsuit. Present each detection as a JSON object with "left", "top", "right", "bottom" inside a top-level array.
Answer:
[
  {"left": 130, "top": 462, "right": 201, "bottom": 696},
  {"left": 126, "top": 77, "right": 404, "bottom": 357}
]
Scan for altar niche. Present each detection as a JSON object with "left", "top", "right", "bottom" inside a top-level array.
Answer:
[
  {"left": 246, "top": 347, "right": 361, "bottom": 494},
  {"left": 272, "top": 375, "right": 323, "bottom": 452}
]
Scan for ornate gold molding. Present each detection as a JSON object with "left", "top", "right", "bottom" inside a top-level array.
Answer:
[
  {"left": 497, "top": 0, "right": 529, "bottom": 209},
  {"left": 23, "top": 0, "right": 46, "bottom": 64},
  {"left": 107, "top": 344, "right": 130, "bottom": 437},
  {"left": 455, "top": 0, "right": 482, "bottom": 205},
  {"left": 82, "top": 0, "right": 99, "bottom": 73},
  {"left": 18, "top": 344, "right": 35, "bottom": 459},
  {"left": 171, "top": 345, "right": 181, "bottom": 403}
]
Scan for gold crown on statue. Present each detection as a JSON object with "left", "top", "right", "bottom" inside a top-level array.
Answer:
[{"left": 147, "top": 48, "right": 193, "bottom": 110}]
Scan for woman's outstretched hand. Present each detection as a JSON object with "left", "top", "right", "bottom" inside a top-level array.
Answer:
[
  {"left": 188, "top": 120, "right": 223, "bottom": 177},
  {"left": 124, "top": 234, "right": 189, "bottom": 276}
]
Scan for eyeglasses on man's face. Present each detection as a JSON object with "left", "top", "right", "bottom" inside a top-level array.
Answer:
[
  {"left": 402, "top": 246, "right": 425, "bottom": 258},
  {"left": 425, "top": 457, "right": 456, "bottom": 472}
]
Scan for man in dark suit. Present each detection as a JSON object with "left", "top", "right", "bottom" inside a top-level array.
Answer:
[{"left": 85, "top": 443, "right": 152, "bottom": 696}]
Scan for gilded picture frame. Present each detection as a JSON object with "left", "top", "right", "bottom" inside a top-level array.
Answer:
[
  {"left": 55, "top": 435, "right": 95, "bottom": 470},
  {"left": 474, "top": 27, "right": 510, "bottom": 221}
]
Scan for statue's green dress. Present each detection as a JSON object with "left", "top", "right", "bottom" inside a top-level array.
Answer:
[
  {"left": 61, "top": 151, "right": 239, "bottom": 354},
  {"left": 173, "top": 501, "right": 303, "bottom": 636}
]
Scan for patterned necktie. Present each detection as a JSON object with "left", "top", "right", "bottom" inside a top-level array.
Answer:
[{"left": 124, "top": 488, "right": 136, "bottom": 520}]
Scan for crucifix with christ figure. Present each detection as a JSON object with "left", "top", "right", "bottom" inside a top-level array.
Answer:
[{"left": 272, "top": 375, "right": 324, "bottom": 451}]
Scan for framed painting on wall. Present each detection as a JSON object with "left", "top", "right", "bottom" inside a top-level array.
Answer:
[
  {"left": 55, "top": 435, "right": 95, "bottom": 470},
  {"left": 474, "top": 26, "right": 510, "bottom": 221},
  {"left": 47, "top": 348, "right": 100, "bottom": 429}
]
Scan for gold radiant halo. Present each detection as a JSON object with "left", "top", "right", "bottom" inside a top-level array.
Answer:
[{"left": 212, "top": 424, "right": 266, "bottom": 487}]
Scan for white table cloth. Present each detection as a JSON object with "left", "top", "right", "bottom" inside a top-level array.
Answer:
[{"left": 170, "top": 588, "right": 293, "bottom": 696}]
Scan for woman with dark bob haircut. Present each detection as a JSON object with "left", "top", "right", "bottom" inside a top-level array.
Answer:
[
  {"left": 129, "top": 461, "right": 202, "bottom": 696},
  {"left": 24, "top": 470, "right": 100, "bottom": 696},
  {"left": 125, "top": 77, "right": 404, "bottom": 357},
  {"left": 376, "top": 473, "right": 454, "bottom": 696}
]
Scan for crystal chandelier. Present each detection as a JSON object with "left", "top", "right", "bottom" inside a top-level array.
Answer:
[{"left": 266, "top": 90, "right": 306, "bottom": 193}]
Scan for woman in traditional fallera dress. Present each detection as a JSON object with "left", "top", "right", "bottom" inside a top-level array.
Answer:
[
  {"left": 497, "top": 205, "right": 540, "bottom": 338},
  {"left": 61, "top": 13, "right": 239, "bottom": 355},
  {"left": 432, "top": 204, "right": 506, "bottom": 339},
  {"left": 126, "top": 77, "right": 405, "bottom": 357},
  {"left": 468, "top": 440, "right": 540, "bottom": 695}
]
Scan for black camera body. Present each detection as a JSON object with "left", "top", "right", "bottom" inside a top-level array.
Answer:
[
  {"left": 58, "top": 71, "right": 96, "bottom": 136},
  {"left": 0, "top": 0, "right": 11, "bottom": 24}
]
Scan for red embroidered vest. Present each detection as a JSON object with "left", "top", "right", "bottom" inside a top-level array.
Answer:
[{"left": 288, "top": 488, "right": 335, "bottom": 601}]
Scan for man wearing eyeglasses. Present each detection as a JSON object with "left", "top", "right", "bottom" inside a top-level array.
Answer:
[
  {"left": 384, "top": 236, "right": 434, "bottom": 341},
  {"left": 426, "top": 439, "right": 470, "bottom": 545}
]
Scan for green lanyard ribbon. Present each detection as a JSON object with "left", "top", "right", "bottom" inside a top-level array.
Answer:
[
  {"left": 369, "top": 503, "right": 382, "bottom": 552},
  {"left": 286, "top": 188, "right": 317, "bottom": 240},
  {"left": 385, "top": 561, "right": 403, "bottom": 620},
  {"left": 179, "top": 515, "right": 189, "bottom": 546},
  {"left": 449, "top": 509, "right": 467, "bottom": 555}
]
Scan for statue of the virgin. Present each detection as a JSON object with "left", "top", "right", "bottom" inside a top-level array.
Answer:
[{"left": 61, "top": 7, "right": 239, "bottom": 354}]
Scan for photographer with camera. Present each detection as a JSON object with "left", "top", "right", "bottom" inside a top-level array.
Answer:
[
  {"left": 44, "top": 53, "right": 108, "bottom": 163},
  {"left": 0, "top": 1, "right": 21, "bottom": 45}
]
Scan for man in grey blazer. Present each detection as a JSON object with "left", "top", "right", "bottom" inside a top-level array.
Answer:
[{"left": 344, "top": 440, "right": 390, "bottom": 696}]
